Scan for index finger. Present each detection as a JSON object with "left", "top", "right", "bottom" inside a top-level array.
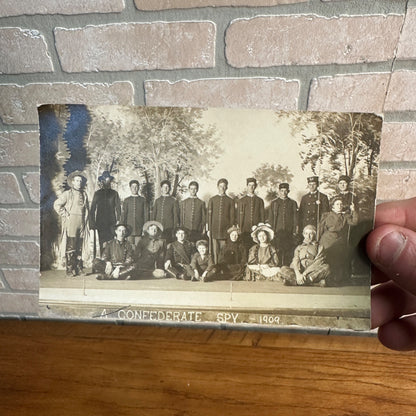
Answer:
[{"left": 375, "top": 197, "right": 416, "bottom": 231}]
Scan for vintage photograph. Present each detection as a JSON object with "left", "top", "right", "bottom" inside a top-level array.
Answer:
[{"left": 39, "top": 105, "right": 382, "bottom": 331}]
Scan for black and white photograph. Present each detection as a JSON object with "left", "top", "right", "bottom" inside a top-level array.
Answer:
[{"left": 39, "top": 104, "right": 382, "bottom": 331}]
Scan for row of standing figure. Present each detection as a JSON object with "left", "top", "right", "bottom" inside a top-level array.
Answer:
[{"left": 53, "top": 170, "right": 357, "bottom": 279}]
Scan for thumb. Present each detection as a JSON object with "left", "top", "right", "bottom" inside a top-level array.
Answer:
[{"left": 367, "top": 224, "right": 416, "bottom": 295}]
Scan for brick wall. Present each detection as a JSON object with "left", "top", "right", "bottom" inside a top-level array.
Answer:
[{"left": 1, "top": 0, "right": 415, "bottom": 316}]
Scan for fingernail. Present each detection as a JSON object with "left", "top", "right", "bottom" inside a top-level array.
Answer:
[{"left": 376, "top": 231, "right": 407, "bottom": 267}]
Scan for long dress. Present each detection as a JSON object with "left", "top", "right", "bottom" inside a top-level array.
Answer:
[
  {"left": 318, "top": 210, "right": 358, "bottom": 285},
  {"left": 217, "top": 238, "right": 247, "bottom": 280},
  {"left": 133, "top": 234, "right": 166, "bottom": 278},
  {"left": 245, "top": 244, "right": 280, "bottom": 281}
]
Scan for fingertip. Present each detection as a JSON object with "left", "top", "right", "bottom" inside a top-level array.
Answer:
[{"left": 378, "top": 317, "right": 416, "bottom": 351}]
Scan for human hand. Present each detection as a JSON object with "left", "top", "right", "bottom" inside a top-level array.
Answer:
[
  {"left": 105, "top": 261, "right": 112, "bottom": 275},
  {"left": 112, "top": 266, "right": 121, "bottom": 279},
  {"left": 366, "top": 197, "right": 416, "bottom": 351},
  {"left": 295, "top": 272, "right": 304, "bottom": 286}
]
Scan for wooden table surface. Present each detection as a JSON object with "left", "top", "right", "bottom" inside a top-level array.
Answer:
[{"left": 0, "top": 320, "right": 415, "bottom": 416}]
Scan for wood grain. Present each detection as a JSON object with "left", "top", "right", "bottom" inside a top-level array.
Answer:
[{"left": 0, "top": 320, "right": 415, "bottom": 416}]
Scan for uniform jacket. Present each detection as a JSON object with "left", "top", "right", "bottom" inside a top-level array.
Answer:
[
  {"left": 208, "top": 194, "right": 235, "bottom": 240},
  {"left": 268, "top": 197, "right": 298, "bottom": 234},
  {"left": 121, "top": 195, "right": 148, "bottom": 236},
  {"left": 102, "top": 239, "right": 134, "bottom": 267},
  {"left": 152, "top": 195, "right": 179, "bottom": 231},
  {"left": 89, "top": 188, "right": 121, "bottom": 241},
  {"left": 237, "top": 194, "right": 265, "bottom": 233},
  {"left": 298, "top": 191, "right": 329, "bottom": 231},
  {"left": 53, "top": 188, "right": 89, "bottom": 235},
  {"left": 180, "top": 197, "right": 206, "bottom": 234}
]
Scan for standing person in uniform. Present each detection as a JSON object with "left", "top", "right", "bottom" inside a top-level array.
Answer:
[
  {"left": 268, "top": 183, "right": 298, "bottom": 266},
  {"left": 207, "top": 178, "right": 235, "bottom": 264},
  {"left": 54, "top": 170, "right": 89, "bottom": 276},
  {"left": 237, "top": 178, "right": 265, "bottom": 251},
  {"left": 152, "top": 180, "right": 179, "bottom": 244},
  {"left": 298, "top": 176, "right": 329, "bottom": 239},
  {"left": 335, "top": 175, "right": 358, "bottom": 215},
  {"left": 89, "top": 170, "right": 121, "bottom": 251},
  {"left": 121, "top": 180, "right": 148, "bottom": 246},
  {"left": 180, "top": 181, "right": 206, "bottom": 243}
]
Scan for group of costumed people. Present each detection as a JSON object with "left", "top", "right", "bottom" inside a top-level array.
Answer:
[{"left": 53, "top": 170, "right": 359, "bottom": 286}]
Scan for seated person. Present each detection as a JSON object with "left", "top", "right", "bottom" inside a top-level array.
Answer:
[
  {"left": 164, "top": 227, "right": 195, "bottom": 280},
  {"left": 94, "top": 223, "right": 135, "bottom": 280},
  {"left": 217, "top": 225, "right": 247, "bottom": 280},
  {"left": 190, "top": 240, "right": 215, "bottom": 282},
  {"left": 133, "top": 221, "right": 166, "bottom": 279},
  {"left": 280, "top": 225, "right": 330, "bottom": 286},
  {"left": 245, "top": 223, "right": 280, "bottom": 281}
]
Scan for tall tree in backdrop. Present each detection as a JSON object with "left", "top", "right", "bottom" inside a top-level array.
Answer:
[
  {"left": 86, "top": 106, "right": 221, "bottom": 201},
  {"left": 278, "top": 112, "right": 381, "bottom": 219},
  {"left": 252, "top": 163, "right": 294, "bottom": 203}
]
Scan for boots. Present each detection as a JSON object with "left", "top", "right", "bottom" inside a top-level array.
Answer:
[
  {"left": 76, "top": 255, "right": 87, "bottom": 276},
  {"left": 65, "top": 251, "right": 77, "bottom": 277}
]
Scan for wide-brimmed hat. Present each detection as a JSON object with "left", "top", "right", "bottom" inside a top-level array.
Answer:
[
  {"left": 67, "top": 170, "right": 86, "bottom": 187},
  {"left": 142, "top": 220, "right": 163, "bottom": 234},
  {"left": 227, "top": 225, "right": 241, "bottom": 235},
  {"left": 250, "top": 223, "right": 274, "bottom": 244},
  {"left": 113, "top": 222, "right": 132, "bottom": 237},
  {"left": 98, "top": 170, "right": 114, "bottom": 182}
]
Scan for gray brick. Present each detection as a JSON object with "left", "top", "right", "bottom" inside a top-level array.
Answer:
[
  {"left": 22, "top": 172, "right": 40, "bottom": 204},
  {"left": 0, "top": 82, "right": 134, "bottom": 125},
  {"left": 54, "top": 22, "right": 216, "bottom": 72},
  {"left": 135, "top": 0, "right": 306, "bottom": 9},
  {"left": 0, "top": 28, "right": 53, "bottom": 74},
  {"left": 226, "top": 15, "right": 402, "bottom": 67},
  {"left": 145, "top": 78, "right": 299, "bottom": 110},
  {"left": 308, "top": 73, "right": 390, "bottom": 113},
  {"left": 0, "top": 293, "right": 38, "bottom": 314},
  {"left": 0, "top": 173, "right": 24, "bottom": 204},
  {"left": 0, "top": 0, "right": 125, "bottom": 17},
  {"left": 0, "top": 131, "right": 40, "bottom": 167},
  {"left": 0, "top": 241, "right": 39, "bottom": 266},
  {"left": 2, "top": 268, "right": 39, "bottom": 291},
  {"left": 0, "top": 209, "right": 39, "bottom": 236}
]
